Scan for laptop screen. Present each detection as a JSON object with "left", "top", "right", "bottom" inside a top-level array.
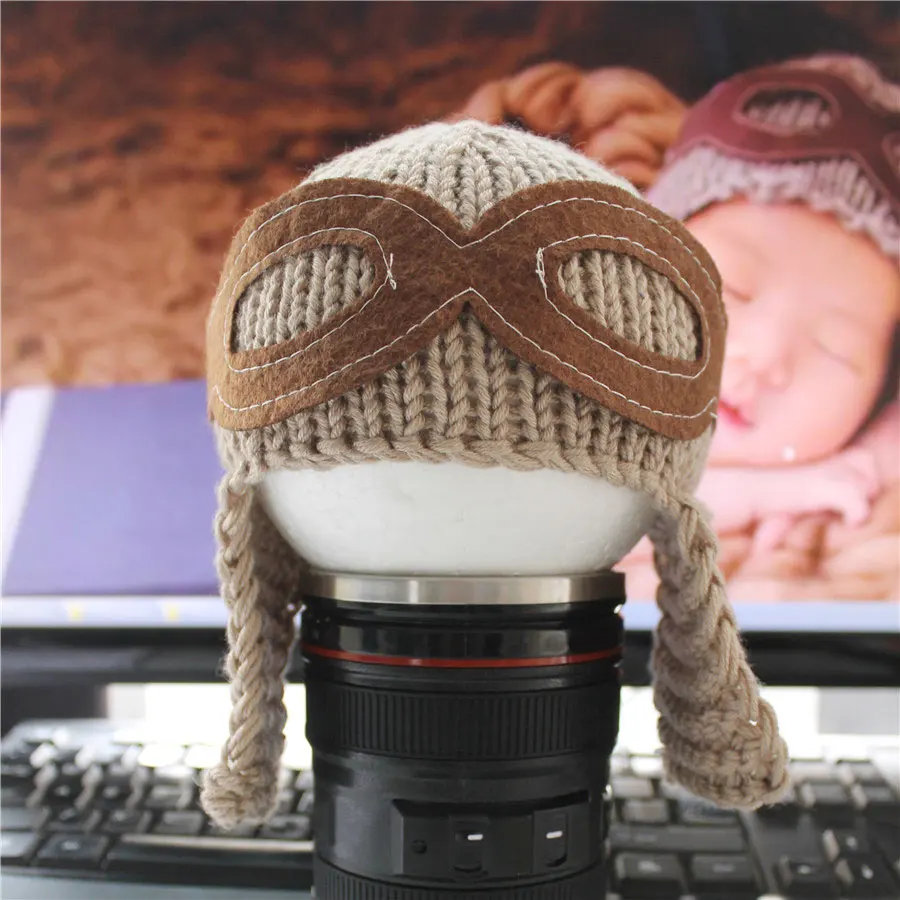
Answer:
[{"left": 2, "top": 379, "right": 896, "bottom": 635}]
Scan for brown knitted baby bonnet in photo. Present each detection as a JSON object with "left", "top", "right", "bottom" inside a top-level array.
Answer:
[
  {"left": 452, "top": 62, "right": 687, "bottom": 189},
  {"left": 649, "top": 54, "right": 900, "bottom": 259},
  {"left": 201, "top": 120, "right": 789, "bottom": 829}
]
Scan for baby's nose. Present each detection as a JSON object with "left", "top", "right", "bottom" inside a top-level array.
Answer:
[
  {"left": 764, "top": 355, "right": 791, "bottom": 390},
  {"left": 724, "top": 331, "right": 792, "bottom": 395}
]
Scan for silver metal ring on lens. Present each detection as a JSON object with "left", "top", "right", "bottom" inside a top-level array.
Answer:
[{"left": 302, "top": 571, "right": 624, "bottom": 607}]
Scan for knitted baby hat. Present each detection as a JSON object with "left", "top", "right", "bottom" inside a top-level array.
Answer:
[
  {"left": 201, "top": 120, "right": 789, "bottom": 828},
  {"left": 649, "top": 55, "right": 900, "bottom": 260}
]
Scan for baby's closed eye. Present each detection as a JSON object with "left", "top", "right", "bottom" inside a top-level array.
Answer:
[
  {"left": 723, "top": 283, "right": 753, "bottom": 305},
  {"left": 813, "top": 315, "right": 868, "bottom": 376}
]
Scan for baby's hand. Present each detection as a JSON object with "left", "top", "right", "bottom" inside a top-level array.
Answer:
[
  {"left": 806, "top": 448, "right": 881, "bottom": 527},
  {"left": 751, "top": 450, "right": 879, "bottom": 554},
  {"left": 753, "top": 513, "right": 799, "bottom": 554}
]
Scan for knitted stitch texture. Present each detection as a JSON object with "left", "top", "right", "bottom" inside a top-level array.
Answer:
[
  {"left": 202, "top": 120, "right": 789, "bottom": 828},
  {"left": 649, "top": 55, "right": 900, "bottom": 260}
]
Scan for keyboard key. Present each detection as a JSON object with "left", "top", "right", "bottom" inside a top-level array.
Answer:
[
  {"left": 1, "top": 762, "right": 36, "bottom": 782},
  {"left": 274, "top": 789, "right": 296, "bottom": 815},
  {"left": 36, "top": 833, "right": 110, "bottom": 869},
  {"left": 48, "top": 748, "right": 81, "bottom": 767},
  {"left": 823, "top": 827, "right": 871, "bottom": 860},
  {"left": 799, "top": 781, "right": 855, "bottom": 826},
  {"left": 612, "top": 777, "right": 656, "bottom": 801},
  {"left": 1, "top": 747, "right": 39, "bottom": 767},
  {"left": 834, "top": 855, "right": 899, "bottom": 897},
  {"left": 153, "top": 811, "right": 206, "bottom": 836},
  {"left": 105, "top": 746, "right": 142, "bottom": 779},
  {"left": 755, "top": 790, "right": 803, "bottom": 824},
  {"left": 776, "top": 857, "right": 839, "bottom": 898},
  {"left": 38, "top": 767, "right": 86, "bottom": 805},
  {"left": 791, "top": 760, "right": 836, "bottom": 783},
  {"left": 690, "top": 854, "right": 758, "bottom": 895},
  {"left": 868, "top": 822, "right": 900, "bottom": 873},
  {"left": 142, "top": 784, "right": 191, "bottom": 810},
  {"left": 29, "top": 743, "right": 59, "bottom": 768},
  {"left": 93, "top": 782, "right": 133, "bottom": 808},
  {"left": 745, "top": 808, "right": 843, "bottom": 898},
  {"left": 0, "top": 784, "right": 32, "bottom": 807},
  {"left": 296, "top": 790, "right": 315, "bottom": 815},
  {"left": 658, "top": 781, "right": 693, "bottom": 802},
  {"left": 46, "top": 807, "right": 101, "bottom": 832},
  {"left": 800, "top": 780, "right": 852, "bottom": 807},
  {"left": 206, "top": 821, "right": 259, "bottom": 838},
  {"left": 609, "top": 824, "right": 745, "bottom": 854},
  {"left": 839, "top": 761, "right": 888, "bottom": 786},
  {"left": 1, "top": 807, "right": 48, "bottom": 831},
  {"left": 676, "top": 799, "right": 739, "bottom": 827},
  {"left": 150, "top": 764, "right": 196, "bottom": 786},
  {"left": 76, "top": 744, "right": 119, "bottom": 769},
  {"left": 259, "top": 814, "right": 312, "bottom": 841},
  {"left": 101, "top": 809, "right": 152, "bottom": 834},
  {"left": 614, "top": 852, "right": 684, "bottom": 898},
  {"left": 851, "top": 782, "right": 899, "bottom": 818},
  {"left": 1, "top": 831, "right": 41, "bottom": 866},
  {"left": 106, "top": 837, "right": 313, "bottom": 890},
  {"left": 46, "top": 782, "right": 85, "bottom": 805},
  {"left": 621, "top": 799, "right": 670, "bottom": 826}
]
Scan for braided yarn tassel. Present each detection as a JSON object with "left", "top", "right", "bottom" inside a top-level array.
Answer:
[
  {"left": 650, "top": 497, "right": 790, "bottom": 809},
  {"left": 201, "top": 469, "right": 301, "bottom": 828}
]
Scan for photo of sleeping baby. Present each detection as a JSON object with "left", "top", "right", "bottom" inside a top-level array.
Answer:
[
  {"left": 458, "top": 54, "right": 900, "bottom": 602},
  {"left": 4, "top": 3, "right": 898, "bottom": 604},
  {"left": 626, "top": 55, "right": 899, "bottom": 605}
]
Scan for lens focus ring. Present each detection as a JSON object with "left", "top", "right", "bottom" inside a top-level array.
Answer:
[{"left": 307, "top": 678, "right": 621, "bottom": 760}]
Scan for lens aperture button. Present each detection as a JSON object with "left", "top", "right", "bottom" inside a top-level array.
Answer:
[
  {"left": 451, "top": 817, "right": 489, "bottom": 875},
  {"left": 535, "top": 810, "right": 568, "bottom": 868}
]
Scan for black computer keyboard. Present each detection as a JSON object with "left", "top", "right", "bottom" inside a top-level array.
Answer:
[{"left": 2, "top": 721, "right": 899, "bottom": 899}]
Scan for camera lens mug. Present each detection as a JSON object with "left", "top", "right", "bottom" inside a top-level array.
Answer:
[{"left": 300, "top": 572, "right": 625, "bottom": 899}]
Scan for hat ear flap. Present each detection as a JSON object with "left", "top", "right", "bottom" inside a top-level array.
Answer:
[
  {"left": 201, "top": 469, "right": 304, "bottom": 828},
  {"left": 649, "top": 496, "right": 790, "bottom": 809}
]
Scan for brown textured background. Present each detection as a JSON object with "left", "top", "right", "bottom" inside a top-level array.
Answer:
[{"left": 3, "top": 1, "right": 896, "bottom": 388}]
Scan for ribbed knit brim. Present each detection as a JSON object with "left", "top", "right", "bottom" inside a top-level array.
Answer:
[
  {"left": 201, "top": 120, "right": 789, "bottom": 828},
  {"left": 649, "top": 55, "right": 900, "bottom": 260}
]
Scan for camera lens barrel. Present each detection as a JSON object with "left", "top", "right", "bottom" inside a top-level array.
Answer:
[{"left": 301, "top": 573, "right": 625, "bottom": 900}]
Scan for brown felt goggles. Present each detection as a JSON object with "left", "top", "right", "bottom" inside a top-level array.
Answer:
[
  {"left": 669, "top": 66, "right": 900, "bottom": 216},
  {"left": 207, "top": 178, "right": 725, "bottom": 441}
]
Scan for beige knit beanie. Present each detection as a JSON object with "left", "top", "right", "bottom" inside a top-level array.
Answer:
[
  {"left": 200, "top": 120, "right": 789, "bottom": 829},
  {"left": 649, "top": 55, "right": 900, "bottom": 260}
]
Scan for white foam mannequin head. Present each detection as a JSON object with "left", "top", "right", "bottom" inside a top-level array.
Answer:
[{"left": 260, "top": 462, "right": 654, "bottom": 577}]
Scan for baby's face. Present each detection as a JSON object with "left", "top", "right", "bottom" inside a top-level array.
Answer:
[{"left": 687, "top": 200, "right": 899, "bottom": 467}]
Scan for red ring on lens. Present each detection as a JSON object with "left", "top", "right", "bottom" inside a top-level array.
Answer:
[{"left": 301, "top": 642, "right": 622, "bottom": 669}]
